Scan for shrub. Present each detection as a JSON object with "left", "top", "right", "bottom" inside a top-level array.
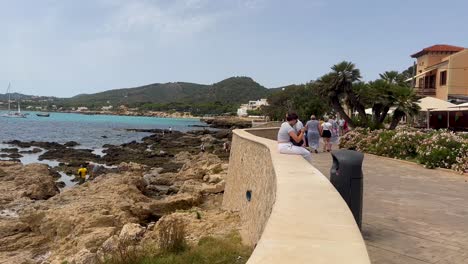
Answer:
[
  {"left": 416, "top": 131, "right": 468, "bottom": 171},
  {"left": 99, "top": 232, "right": 251, "bottom": 264},
  {"left": 379, "top": 129, "right": 426, "bottom": 159},
  {"left": 339, "top": 128, "right": 370, "bottom": 150},
  {"left": 340, "top": 128, "right": 468, "bottom": 173}
]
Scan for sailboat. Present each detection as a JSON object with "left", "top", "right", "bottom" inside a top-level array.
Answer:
[{"left": 1, "top": 83, "right": 27, "bottom": 118}]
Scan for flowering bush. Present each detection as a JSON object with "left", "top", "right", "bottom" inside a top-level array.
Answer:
[
  {"left": 340, "top": 129, "right": 468, "bottom": 173},
  {"left": 416, "top": 131, "right": 468, "bottom": 171},
  {"left": 339, "top": 128, "right": 371, "bottom": 151}
]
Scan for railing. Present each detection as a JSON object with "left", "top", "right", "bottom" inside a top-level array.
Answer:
[
  {"left": 223, "top": 128, "right": 371, "bottom": 264},
  {"left": 417, "top": 88, "right": 436, "bottom": 96}
]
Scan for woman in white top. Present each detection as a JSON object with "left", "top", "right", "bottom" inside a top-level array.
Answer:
[
  {"left": 277, "top": 113, "right": 312, "bottom": 163},
  {"left": 321, "top": 116, "right": 332, "bottom": 152}
]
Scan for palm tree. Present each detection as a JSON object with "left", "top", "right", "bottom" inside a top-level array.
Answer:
[
  {"left": 389, "top": 86, "right": 421, "bottom": 130},
  {"left": 318, "top": 61, "right": 364, "bottom": 127},
  {"left": 379, "top": 71, "right": 400, "bottom": 84},
  {"left": 380, "top": 70, "right": 409, "bottom": 87},
  {"left": 368, "top": 80, "right": 394, "bottom": 125}
]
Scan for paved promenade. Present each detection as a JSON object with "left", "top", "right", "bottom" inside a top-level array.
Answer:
[{"left": 312, "top": 153, "right": 468, "bottom": 264}]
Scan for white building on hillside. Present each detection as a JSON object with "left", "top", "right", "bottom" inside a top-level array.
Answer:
[
  {"left": 237, "top": 99, "right": 269, "bottom": 117},
  {"left": 77, "top": 107, "right": 89, "bottom": 112},
  {"left": 101, "top": 105, "right": 113, "bottom": 111}
]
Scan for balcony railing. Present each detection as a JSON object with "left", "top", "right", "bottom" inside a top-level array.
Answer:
[{"left": 415, "top": 87, "right": 436, "bottom": 96}]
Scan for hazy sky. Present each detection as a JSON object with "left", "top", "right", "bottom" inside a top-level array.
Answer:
[{"left": 2, "top": 0, "right": 467, "bottom": 97}]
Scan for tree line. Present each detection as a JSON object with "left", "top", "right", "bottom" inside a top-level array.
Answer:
[{"left": 262, "top": 61, "right": 420, "bottom": 130}]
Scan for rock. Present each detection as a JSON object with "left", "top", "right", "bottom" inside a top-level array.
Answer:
[
  {"left": 201, "top": 118, "right": 252, "bottom": 129},
  {"left": 206, "top": 174, "right": 224, "bottom": 184},
  {"left": 1, "top": 148, "right": 19, "bottom": 153},
  {"left": 100, "top": 235, "right": 119, "bottom": 253},
  {"left": 0, "top": 162, "right": 59, "bottom": 201},
  {"left": 55, "top": 181, "right": 66, "bottom": 189},
  {"left": 69, "top": 248, "right": 97, "bottom": 264},
  {"left": 150, "top": 193, "right": 202, "bottom": 215},
  {"left": 143, "top": 210, "right": 241, "bottom": 246},
  {"left": 118, "top": 162, "right": 148, "bottom": 172},
  {"left": 119, "top": 223, "right": 145, "bottom": 241},
  {"left": 201, "top": 181, "right": 225, "bottom": 194},
  {"left": 179, "top": 180, "right": 203, "bottom": 195},
  {"left": 19, "top": 147, "right": 42, "bottom": 154},
  {"left": 0, "top": 153, "right": 23, "bottom": 159},
  {"left": 201, "top": 134, "right": 217, "bottom": 144},
  {"left": 39, "top": 148, "right": 99, "bottom": 164},
  {"left": 64, "top": 141, "right": 80, "bottom": 147}
]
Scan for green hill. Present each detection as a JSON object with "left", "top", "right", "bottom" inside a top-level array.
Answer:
[{"left": 64, "top": 77, "right": 271, "bottom": 106}]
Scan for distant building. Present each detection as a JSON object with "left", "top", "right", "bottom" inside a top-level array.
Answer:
[
  {"left": 76, "top": 107, "right": 89, "bottom": 112},
  {"left": 237, "top": 99, "right": 269, "bottom": 117},
  {"left": 237, "top": 104, "right": 249, "bottom": 117},
  {"left": 410, "top": 44, "right": 468, "bottom": 102},
  {"left": 101, "top": 105, "right": 113, "bottom": 111}
]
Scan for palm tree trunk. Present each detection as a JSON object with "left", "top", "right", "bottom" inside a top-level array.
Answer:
[
  {"left": 345, "top": 85, "right": 368, "bottom": 125},
  {"left": 372, "top": 104, "right": 382, "bottom": 124},
  {"left": 331, "top": 97, "right": 354, "bottom": 127},
  {"left": 389, "top": 111, "right": 404, "bottom": 130},
  {"left": 379, "top": 105, "right": 391, "bottom": 124}
]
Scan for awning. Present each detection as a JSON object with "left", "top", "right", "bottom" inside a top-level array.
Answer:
[
  {"left": 417, "top": 97, "right": 456, "bottom": 111},
  {"left": 449, "top": 102, "right": 468, "bottom": 108},
  {"left": 404, "top": 70, "right": 431, "bottom": 82}
]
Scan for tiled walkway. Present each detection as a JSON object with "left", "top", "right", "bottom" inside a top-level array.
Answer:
[{"left": 312, "top": 153, "right": 468, "bottom": 264}]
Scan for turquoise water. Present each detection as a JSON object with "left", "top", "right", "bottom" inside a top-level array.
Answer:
[{"left": 0, "top": 111, "right": 205, "bottom": 148}]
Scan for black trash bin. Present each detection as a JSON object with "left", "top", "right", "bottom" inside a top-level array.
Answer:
[{"left": 330, "top": 150, "right": 364, "bottom": 229}]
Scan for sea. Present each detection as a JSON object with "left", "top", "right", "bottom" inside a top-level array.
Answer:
[
  {"left": 0, "top": 111, "right": 206, "bottom": 148},
  {"left": 0, "top": 112, "right": 207, "bottom": 188}
]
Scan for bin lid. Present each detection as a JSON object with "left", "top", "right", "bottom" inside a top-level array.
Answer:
[{"left": 331, "top": 150, "right": 364, "bottom": 178}]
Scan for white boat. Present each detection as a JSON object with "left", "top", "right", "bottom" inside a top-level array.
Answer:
[
  {"left": 1, "top": 83, "right": 27, "bottom": 118},
  {"left": 36, "top": 112, "right": 50, "bottom": 117}
]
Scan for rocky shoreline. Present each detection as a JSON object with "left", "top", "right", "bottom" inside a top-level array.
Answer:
[
  {"left": 53, "top": 110, "right": 196, "bottom": 119},
  {"left": 200, "top": 117, "right": 252, "bottom": 129},
  {"left": 0, "top": 128, "right": 239, "bottom": 264}
]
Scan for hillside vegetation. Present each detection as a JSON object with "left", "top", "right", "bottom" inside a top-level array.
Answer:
[{"left": 65, "top": 77, "right": 271, "bottom": 106}]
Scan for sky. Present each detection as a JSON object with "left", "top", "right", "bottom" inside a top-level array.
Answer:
[{"left": 1, "top": 0, "right": 468, "bottom": 97}]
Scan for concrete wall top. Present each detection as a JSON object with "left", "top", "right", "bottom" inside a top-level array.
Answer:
[{"left": 234, "top": 128, "right": 370, "bottom": 264}]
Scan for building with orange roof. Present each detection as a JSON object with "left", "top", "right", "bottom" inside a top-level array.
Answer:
[{"left": 410, "top": 44, "right": 468, "bottom": 102}]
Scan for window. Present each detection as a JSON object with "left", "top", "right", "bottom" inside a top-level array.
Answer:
[{"left": 440, "top": 71, "right": 447, "bottom": 86}]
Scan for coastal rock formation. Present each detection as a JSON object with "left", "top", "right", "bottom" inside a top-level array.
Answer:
[
  {"left": 201, "top": 117, "right": 252, "bottom": 129},
  {"left": 0, "top": 161, "right": 59, "bottom": 203},
  {"left": 0, "top": 148, "right": 234, "bottom": 264},
  {"left": 4, "top": 128, "right": 231, "bottom": 174}
]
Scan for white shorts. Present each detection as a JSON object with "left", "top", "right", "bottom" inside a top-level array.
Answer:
[{"left": 278, "top": 143, "right": 312, "bottom": 163}]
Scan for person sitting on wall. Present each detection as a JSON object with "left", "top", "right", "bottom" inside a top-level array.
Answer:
[{"left": 277, "top": 112, "right": 312, "bottom": 163}]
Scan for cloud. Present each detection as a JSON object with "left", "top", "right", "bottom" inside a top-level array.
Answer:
[
  {"left": 102, "top": 0, "right": 223, "bottom": 37},
  {"left": 239, "top": 0, "right": 267, "bottom": 9}
]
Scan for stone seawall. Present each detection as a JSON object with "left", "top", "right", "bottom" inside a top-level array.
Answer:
[
  {"left": 223, "top": 128, "right": 370, "bottom": 264},
  {"left": 222, "top": 129, "right": 277, "bottom": 246}
]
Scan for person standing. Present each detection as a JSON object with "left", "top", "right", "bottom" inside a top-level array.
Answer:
[
  {"left": 277, "top": 113, "right": 312, "bottom": 163},
  {"left": 338, "top": 116, "right": 345, "bottom": 136},
  {"left": 329, "top": 115, "right": 340, "bottom": 148},
  {"left": 200, "top": 143, "right": 205, "bottom": 153},
  {"left": 321, "top": 117, "right": 333, "bottom": 152},
  {"left": 305, "top": 115, "right": 322, "bottom": 153},
  {"left": 77, "top": 165, "right": 88, "bottom": 184}
]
